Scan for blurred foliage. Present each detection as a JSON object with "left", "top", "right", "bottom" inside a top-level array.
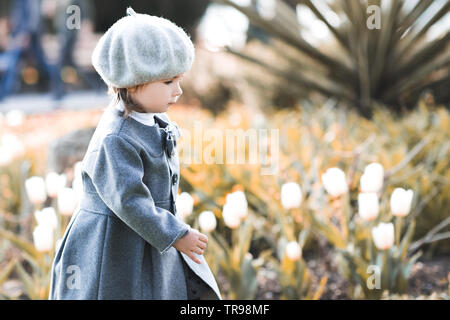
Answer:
[
  {"left": 214, "top": 0, "right": 450, "bottom": 117},
  {"left": 207, "top": 215, "right": 263, "bottom": 299},
  {"left": 0, "top": 229, "right": 54, "bottom": 300},
  {"left": 173, "top": 97, "right": 450, "bottom": 255},
  {"left": 269, "top": 230, "right": 328, "bottom": 300},
  {"left": 172, "top": 97, "right": 449, "bottom": 298},
  {"left": 0, "top": 96, "right": 448, "bottom": 299},
  {"left": 93, "top": 0, "right": 209, "bottom": 39}
]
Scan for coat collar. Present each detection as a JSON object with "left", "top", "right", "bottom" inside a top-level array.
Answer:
[{"left": 153, "top": 114, "right": 169, "bottom": 129}]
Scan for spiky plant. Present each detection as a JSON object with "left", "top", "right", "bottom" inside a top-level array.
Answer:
[{"left": 211, "top": 0, "right": 450, "bottom": 117}]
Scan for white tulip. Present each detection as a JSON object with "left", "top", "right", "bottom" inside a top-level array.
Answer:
[
  {"left": 230, "top": 0, "right": 251, "bottom": 7},
  {"left": 45, "top": 172, "right": 67, "bottom": 198},
  {"left": 0, "top": 145, "right": 13, "bottom": 166},
  {"left": 256, "top": 0, "right": 276, "bottom": 20},
  {"left": 25, "top": 176, "right": 47, "bottom": 205},
  {"left": 34, "top": 207, "right": 58, "bottom": 230},
  {"left": 360, "top": 162, "right": 384, "bottom": 193},
  {"left": 1, "top": 134, "right": 25, "bottom": 158},
  {"left": 225, "top": 191, "right": 248, "bottom": 219},
  {"left": 390, "top": 188, "right": 414, "bottom": 217},
  {"left": 321, "top": 167, "right": 348, "bottom": 197},
  {"left": 281, "top": 182, "right": 302, "bottom": 209},
  {"left": 222, "top": 202, "right": 241, "bottom": 229},
  {"left": 198, "top": 211, "right": 217, "bottom": 233},
  {"left": 57, "top": 187, "right": 78, "bottom": 216},
  {"left": 285, "top": 241, "right": 302, "bottom": 261},
  {"left": 372, "top": 222, "right": 394, "bottom": 250},
  {"left": 32, "top": 224, "right": 54, "bottom": 252},
  {"left": 251, "top": 113, "right": 267, "bottom": 129},
  {"left": 358, "top": 192, "right": 379, "bottom": 221},
  {"left": 176, "top": 192, "right": 194, "bottom": 219},
  {"left": 6, "top": 109, "right": 25, "bottom": 127}
]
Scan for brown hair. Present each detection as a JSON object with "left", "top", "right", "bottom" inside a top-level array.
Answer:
[{"left": 109, "top": 84, "right": 146, "bottom": 118}]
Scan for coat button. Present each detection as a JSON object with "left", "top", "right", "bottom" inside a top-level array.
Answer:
[{"left": 172, "top": 174, "right": 178, "bottom": 185}]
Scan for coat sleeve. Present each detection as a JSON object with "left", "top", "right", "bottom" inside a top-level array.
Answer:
[{"left": 85, "top": 134, "right": 190, "bottom": 254}]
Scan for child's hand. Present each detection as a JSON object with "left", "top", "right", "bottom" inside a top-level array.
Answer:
[{"left": 173, "top": 228, "right": 208, "bottom": 264}]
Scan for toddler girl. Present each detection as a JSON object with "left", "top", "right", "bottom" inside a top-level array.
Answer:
[{"left": 49, "top": 7, "right": 221, "bottom": 300}]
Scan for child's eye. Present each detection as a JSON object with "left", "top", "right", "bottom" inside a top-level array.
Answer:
[{"left": 164, "top": 80, "right": 173, "bottom": 85}]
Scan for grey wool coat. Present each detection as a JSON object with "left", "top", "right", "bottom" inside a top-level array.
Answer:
[{"left": 49, "top": 103, "right": 222, "bottom": 300}]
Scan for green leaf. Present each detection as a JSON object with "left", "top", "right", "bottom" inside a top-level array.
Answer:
[
  {"left": 0, "top": 229, "right": 40, "bottom": 259},
  {"left": 0, "top": 258, "right": 17, "bottom": 286},
  {"left": 398, "top": 219, "right": 416, "bottom": 260},
  {"left": 14, "top": 261, "right": 37, "bottom": 300}
]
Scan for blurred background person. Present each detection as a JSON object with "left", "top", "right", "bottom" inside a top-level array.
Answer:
[
  {"left": 48, "top": 0, "right": 97, "bottom": 100},
  {"left": 0, "top": 0, "right": 57, "bottom": 103}
]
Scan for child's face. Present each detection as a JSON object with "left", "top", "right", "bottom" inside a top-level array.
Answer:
[{"left": 130, "top": 73, "right": 185, "bottom": 113}]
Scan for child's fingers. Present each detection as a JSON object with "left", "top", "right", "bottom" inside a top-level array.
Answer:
[
  {"left": 198, "top": 234, "right": 208, "bottom": 243},
  {"left": 197, "top": 242, "right": 207, "bottom": 250},
  {"left": 188, "top": 251, "right": 202, "bottom": 264},
  {"left": 193, "top": 247, "right": 203, "bottom": 255}
]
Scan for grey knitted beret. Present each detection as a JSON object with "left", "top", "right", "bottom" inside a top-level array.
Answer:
[{"left": 91, "top": 7, "right": 195, "bottom": 88}]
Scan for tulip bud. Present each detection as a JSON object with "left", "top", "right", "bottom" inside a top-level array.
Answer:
[
  {"left": 390, "top": 188, "right": 414, "bottom": 217},
  {"left": 45, "top": 172, "right": 67, "bottom": 198},
  {"left": 321, "top": 167, "right": 348, "bottom": 197},
  {"left": 2, "top": 134, "right": 25, "bottom": 159},
  {"left": 176, "top": 192, "right": 194, "bottom": 219},
  {"left": 6, "top": 109, "right": 25, "bottom": 127},
  {"left": 198, "top": 211, "right": 217, "bottom": 233},
  {"left": 225, "top": 191, "right": 248, "bottom": 219},
  {"left": 251, "top": 113, "right": 267, "bottom": 129},
  {"left": 57, "top": 187, "right": 78, "bottom": 216},
  {"left": 360, "top": 162, "right": 384, "bottom": 193},
  {"left": 372, "top": 222, "right": 394, "bottom": 250},
  {"left": 285, "top": 241, "right": 302, "bottom": 261},
  {"left": 25, "top": 176, "right": 47, "bottom": 205},
  {"left": 222, "top": 202, "right": 241, "bottom": 229},
  {"left": 34, "top": 207, "right": 58, "bottom": 230},
  {"left": 281, "top": 182, "right": 302, "bottom": 209},
  {"left": 358, "top": 192, "right": 379, "bottom": 221},
  {"left": 32, "top": 224, "right": 54, "bottom": 252},
  {"left": 257, "top": 0, "right": 277, "bottom": 20},
  {"left": 0, "top": 145, "right": 13, "bottom": 167}
]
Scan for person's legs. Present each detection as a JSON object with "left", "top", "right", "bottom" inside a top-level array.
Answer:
[
  {"left": 29, "top": 32, "right": 62, "bottom": 99},
  {"left": 0, "top": 48, "right": 23, "bottom": 101}
]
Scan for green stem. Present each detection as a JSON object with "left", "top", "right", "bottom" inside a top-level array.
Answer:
[
  {"left": 395, "top": 217, "right": 402, "bottom": 248},
  {"left": 381, "top": 249, "right": 389, "bottom": 293}
]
